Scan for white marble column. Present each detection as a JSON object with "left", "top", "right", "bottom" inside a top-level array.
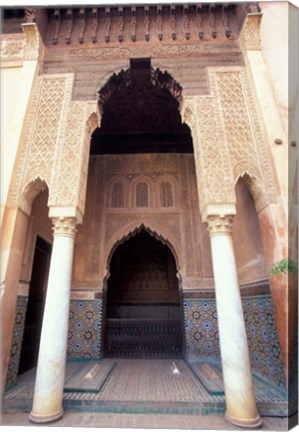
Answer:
[
  {"left": 207, "top": 215, "right": 262, "bottom": 428},
  {"left": 29, "top": 217, "right": 77, "bottom": 423}
]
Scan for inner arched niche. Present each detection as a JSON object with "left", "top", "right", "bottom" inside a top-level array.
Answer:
[
  {"left": 91, "top": 58, "right": 193, "bottom": 155},
  {"left": 104, "top": 228, "right": 183, "bottom": 358}
]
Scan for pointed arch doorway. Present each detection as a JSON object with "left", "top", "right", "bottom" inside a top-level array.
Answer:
[{"left": 104, "top": 229, "right": 184, "bottom": 358}]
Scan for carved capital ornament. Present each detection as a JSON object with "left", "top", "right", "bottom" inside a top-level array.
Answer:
[
  {"left": 52, "top": 217, "right": 78, "bottom": 238},
  {"left": 206, "top": 214, "right": 234, "bottom": 236}
]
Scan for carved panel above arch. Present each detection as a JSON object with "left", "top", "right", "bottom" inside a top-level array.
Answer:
[
  {"left": 49, "top": 100, "right": 98, "bottom": 217},
  {"left": 7, "top": 73, "right": 73, "bottom": 211},
  {"left": 182, "top": 95, "right": 234, "bottom": 218},
  {"left": 209, "top": 66, "right": 276, "bottom": 204},
  {"left": 182, "top": 66, "right": 276, "bottom": 218}
]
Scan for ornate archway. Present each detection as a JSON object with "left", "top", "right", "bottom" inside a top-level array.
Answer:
[
  {"left": 91, "top": 58, "right": 192, "bottom": 155},
  {"left": 103, "top": 228, "right": 184, "bottom": 358}
]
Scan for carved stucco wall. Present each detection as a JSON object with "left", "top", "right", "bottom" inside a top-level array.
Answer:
[
  {"left": 8, "top": 73, "right": 73, "bottom": 212},
  {"left": 72, "top": 154, "right": 212, "bottom": 292},
  {"left": 48, "top": 101, "right": 98, "bottom": 218},
  {"left": 182, "top": 66, "right": 276, "bottom": 219},
  {"left": 72, "top": 151, "right": 267, "bottom": 293},
  {"left": 5, "top": 41, "right": 274, "bottom": 292},
  {"left": 7, "top": 72, "right": 98, "bottom": 219}
]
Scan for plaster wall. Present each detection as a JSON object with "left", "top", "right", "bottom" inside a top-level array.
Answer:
[
  {"left": 259, "top": 2, "right": 289, "bottom": 135},
  {"left": 233, "top": 180, "right": 266, "bottom": 283},
  {"left": 71, "top": 153, "right": 211, "bottom": 292},
  {"left": 0, "top": 66, "right": 22, "bottom": 220},
  {"left": 71, "top": 153, "right": 267, "bottom": 293}
]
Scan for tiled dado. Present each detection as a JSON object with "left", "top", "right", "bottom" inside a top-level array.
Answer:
[
  {"left": 7, "top": 288, "right": 285, "bottom": 392},
  {"left": 67, "top": 299, "right": 104, "bottom": 360},
  {"left": 183, "top": 291, "right": 285, "bottom": 389},
  {"left": 183, "top": 298, "right": 220, "bottom": 361},
  {"left": 6, "top": 295, "right": 28, "bottom": 387}
]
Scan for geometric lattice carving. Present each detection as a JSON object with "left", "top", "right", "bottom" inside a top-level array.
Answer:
[
  {"left": 25, "top": 77, "right": 67, "bottom": 187},
  {"left": 182, "top": 66, "right": 276, "bottom": 219},
  {"left": 136, "top": 182, "right": 149, "bottom": 207},
  {"left": 213, "top": 71, "right": 260, "bottom": 173},
  {"left": 49, "top": 101, "right": 85, "bottom": 208},
  {"left": 210, "top": 67, "right": 276, "bottom": 204},
  {"left": 49, "top": 100, "right": 98, "bottom": 217},
  {"left": 160, "top": 182, "right": 173, "bottom": 207},
  {"left": 8, "top": 74, "right": 73, "bottom": 211},
  {"left": 182, "top": 95, "right": 235, "bottom": 220},
  {"left": 111, "top": 182, "right": 124, "bottom": 208}
]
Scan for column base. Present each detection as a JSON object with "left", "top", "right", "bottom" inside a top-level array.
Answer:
[
  {"left": 29, "top": 408, "right": 64, "bottom": 424},
  {"left": 225, "top": 412, "right": 262, "bottom": 429}
]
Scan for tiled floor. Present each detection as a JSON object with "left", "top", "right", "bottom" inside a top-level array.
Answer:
[
  {"left": 3, "top": 358, "right": 289, "bottom": 418},
  {"left": 0, "top": 411, "right": 293, "bottom": 430}
]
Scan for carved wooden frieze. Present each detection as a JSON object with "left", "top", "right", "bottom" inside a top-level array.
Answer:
[{"left": 44, "top": 5, "right": 239, "bottom": 47}]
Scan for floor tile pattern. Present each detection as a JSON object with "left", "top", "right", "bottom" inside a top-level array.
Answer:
[
  {"left": 189, "top": 363, "right": 224, "bottom": 395},
  {"left": 4, "top": 358, "right": 289, "bottom": 417},
  {"left": 64, "top": 360, "right": 115, "bottom": 393}
]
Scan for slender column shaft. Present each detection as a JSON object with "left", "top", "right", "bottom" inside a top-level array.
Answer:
[
  {"left": 29, "top": 217, "right": 77, "bottom": 423},
  {"left": 207, "top": 215, "right": 261, "bottom": 428}
]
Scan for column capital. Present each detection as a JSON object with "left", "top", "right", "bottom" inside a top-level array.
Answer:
[
  {"left": 206, "top": 214, "right": 234, "bottom": 236},
  {"left": 51, "top": 217, "right": 78, "bottom": 238}
]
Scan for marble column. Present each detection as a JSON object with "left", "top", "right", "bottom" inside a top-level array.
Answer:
[
  {"left": 29, "top": 217, "right": 77, "bottom": 423},
  {"left": 207, "top": 215, "right": 262, "bottom": 428}
]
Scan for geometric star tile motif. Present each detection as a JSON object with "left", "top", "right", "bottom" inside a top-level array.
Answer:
[
  {"left": 6, "top": 293, "right": 285, "bottom": 392},
  {"left": 6, "top": 296, "right": 28, "bottom": 388},
  {"left": 182, "top": 294, "right": 285, "bottom": 389},
  {"left": 67, "top": 299, "right": 103, "bottom": 360}
]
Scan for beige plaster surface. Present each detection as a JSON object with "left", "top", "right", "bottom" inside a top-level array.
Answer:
[
  {"left": 0, "top": 60, "right": 39, "bottom": 225},
  {"left": 1, "top": 208, "right": 29, "bottom": 393}
]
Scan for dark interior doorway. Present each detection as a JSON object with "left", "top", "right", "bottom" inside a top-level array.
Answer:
[
  {"left": 18, "top": 236, "right": 52, "bottom": 374},
  {"left": 104, "top": 230, "right": 183, "bottom": 358},
  {"left": 91, "top": 57, "right": 192, "bottom": 155}
]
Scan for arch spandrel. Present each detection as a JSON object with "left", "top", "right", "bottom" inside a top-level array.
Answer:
[
  {"left": 20, "top": 177, "right": 49, "bottom": 216},
  {"left": 234, "top": 169, "right": 269, "bottom": 213},
  {"left": 49, "top": 102, "right": 99, "bottom": 222}
]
